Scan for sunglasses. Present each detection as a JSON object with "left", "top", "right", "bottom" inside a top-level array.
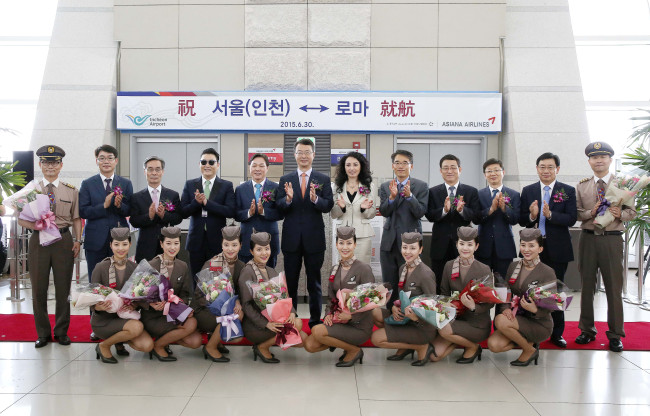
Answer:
[{"left": 200, "top": 159, "right": 217, "bottom": 166}]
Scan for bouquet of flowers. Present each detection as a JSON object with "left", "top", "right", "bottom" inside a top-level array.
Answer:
[
  {"left": 196, "top": 269, "right": 234, "bottom": 302},
  {"left": 247, "top": 273, "right": 289, "bottom": 310},
  {"left": 448, "top": 274, "right": 507, "bottom": 316},
  {"left": 3, "top": 180, "right": 41, "bottom": 212},
  {"left": 157, "top": 276, "right": 193, "bottom": 325},
  {"left": 119, "top": 259, "right": 163, "bottom": 302},
  {"left": 510, "top": 281, "right": 573, "bottom": 315},
  {"left": 409, "top": 295, "right": 457, "bottom": 329},
  {"left": 384, "top": 290, "right": 412, "bottom": 326},
  {"left": 5, "top": 181, "right": 60, "bottom": 246},
  {"left": 195, "top": 269, "right": 241, "bottom": 341},
  {"left": 331, "top": 283, "right": 391, "bottom": 323},
  {"left": 594, "top": 174, "right": 650, "bottom": 229},
  {"left": 71, "top": 283, "right": 141, "bottom": 320},
  {"left": 248, "top": 273, "right": 299, "bottom": 349}
]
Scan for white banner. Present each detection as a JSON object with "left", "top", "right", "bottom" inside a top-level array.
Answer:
[{"left": 117, "top": 91, "right": 502, "bottom": 133}]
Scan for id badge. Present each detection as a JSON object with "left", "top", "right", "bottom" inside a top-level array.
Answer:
[{"left": 202, "top": 209, "right": 208, "bottom": 217}]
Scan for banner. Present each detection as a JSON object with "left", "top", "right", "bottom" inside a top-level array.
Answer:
[{"left": 117, "top": 91, "right": 502, "bottom": 133}]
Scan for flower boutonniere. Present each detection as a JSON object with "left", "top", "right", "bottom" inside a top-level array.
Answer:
[
  {"left": 161, "top": 199, "right": 176, "bottom": 212},
  {"left": 311, "top": 182, "right": 322, "bottom": 193},
  {"left": 113, "top": 185, "right": 123, "bottom": 196},
  {"left": 261, "top": 190, "right": 275, "bottom": 203},
  {"left": 552, "top": 188, "right": 569, "bottom": 203},
  {"left": 452, "top": 195, "right": 463, "bottom": 207},
  {"left": 358, "top": 185, "right": 371, "bottom": 197},
  {"left": 502, "top": 191, "right": 513, "bottom": 209}
]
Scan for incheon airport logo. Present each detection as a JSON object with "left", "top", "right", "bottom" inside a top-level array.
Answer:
[{"left": 126, "top": 114, "right": 152, "bottom": 126}]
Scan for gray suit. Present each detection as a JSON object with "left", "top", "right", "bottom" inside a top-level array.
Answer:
[{"left": 378, "top": 177, "right": 429, "bottom": 306}]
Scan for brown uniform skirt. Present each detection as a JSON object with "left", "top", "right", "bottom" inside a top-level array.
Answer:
[
  {"left": 325, "top": 310, "right": 374, "bottom": 346},
  {"left": 90, "top": 311, "right": 130, "bottom": 340},
  {"left": 448, "top": 314, "right": 492, "bottom": 344},
  {"left": 381, "top": 309, "right": 437, "bottom": 345},
  {"left": 516, "top": 314, "right": 553, "bottom": 343},
  {"left": 140, "top": 309, "right": 179, "bottom": 339},
  {"left": 242, "top": 317, "right": 276, "bottom": 344},
  {"left": 193, "top": 307, "right": 218, "bottom": 333}
]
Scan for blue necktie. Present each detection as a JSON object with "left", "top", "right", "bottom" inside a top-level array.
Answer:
[
  {"left": 492, "top": 189, "right": 498, "bottom": 199},
  {"left": 539, "top": 185, "right": 551, "bottom": 236},
  {"left": 254, "top": 183, "right": 262, "bottom": 203}
]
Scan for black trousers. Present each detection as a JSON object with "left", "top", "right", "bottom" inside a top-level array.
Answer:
[
  {"left": 431, "top": 239, "right": 458, "bottom": 294},
  {"left": 283, "top": 245, "right": 324, "bottom": 325},
  {"left": 380, "top": 241, "right": 405, "bottom": 308},
  {"left": 476, "top": 244, "right": 513, "bottom": 281},
  {"left": 540, "top": 247, "right": 568, "bottom": 339}
]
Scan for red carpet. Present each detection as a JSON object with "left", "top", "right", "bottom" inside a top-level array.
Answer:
[{"left": 0, "top": 314, "right": 648, "bottom": 351}]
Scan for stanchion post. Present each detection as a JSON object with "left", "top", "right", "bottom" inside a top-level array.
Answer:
[{"left": 5, "top": 217, "right": 24, "bottom": 302}]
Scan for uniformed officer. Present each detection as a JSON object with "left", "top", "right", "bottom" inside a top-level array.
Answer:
[
  {"left": 18, "top": 146, "right": 82, "bottom": 348},
  {"left": 575, "top": 141, "right": 636, "bottom": 352}
]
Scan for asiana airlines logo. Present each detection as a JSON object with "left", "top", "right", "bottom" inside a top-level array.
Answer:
[{"left": 126, "top": 114, "right": 151, "bottom": 126}]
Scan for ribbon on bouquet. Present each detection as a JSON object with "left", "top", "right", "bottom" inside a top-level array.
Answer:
[
  {"left": 216, "top": 314, "right": 241, "bottom": 340},
  {"left": 163, "top": 289, "right": 182, "bottom": 316},
  {"left": 34, "top": 211, "right": 56, "bottom": 231},
  {"left": 276, "top": 323, "right": 299, "bottom": 346},
  {"left": 596, "top": 198, "right": 611, "bottom": 216},
  {"left": 510, "top": 295, "right": 522, "bottom": 316}
]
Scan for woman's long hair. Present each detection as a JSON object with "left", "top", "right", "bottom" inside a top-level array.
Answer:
[{"left": 334, "top": 151, "right": 373, "bottom": 193}]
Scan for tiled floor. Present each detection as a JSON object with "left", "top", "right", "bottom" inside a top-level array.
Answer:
[{"left": 1, "top": 271, "right": 650, "bottom": 415}]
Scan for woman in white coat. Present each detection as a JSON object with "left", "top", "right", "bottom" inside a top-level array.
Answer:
[{"left": 331, "top": 152, "right": 377, "bottom": 263}]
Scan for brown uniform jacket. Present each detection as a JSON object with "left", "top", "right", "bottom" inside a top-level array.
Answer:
[
  {"left": 576, "top": 175, "right": 636, "bottom": 231},
  {"left": 497, "top": 260, "right": 556, "bottom": 325},
  {"left": 146, "top": 257, "right": 193, "bottom": 307},
  {"left": 90, "top": 257, "right": 137, "bottom": 290},
  {"left": 191, "top": 258, "right": 246, "bottom": 309},
  {"left": 238, "top": 264, "right": 283, "bottom": 330},
  {"left": 39, "top": 179, "right": 80, "bottom": 228},
  {"left": 324, "top": 260, "right": 376, "bottom": 316}
]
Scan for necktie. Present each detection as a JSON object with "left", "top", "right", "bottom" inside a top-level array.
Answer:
[
  {"left": 105, "top": 178, "right": 112, "bottom": 195},
  {"left": 492, "top": 189, "right": 498, "bottom": 199},
  {"left": 301, "top": 173, "right": 307, "bottom": 198},
  {"left": 254, "top": 183, "right": 262, "bottom": 203},
  {"left": 539, "top": 185, "right": 551, "bottom": 236},
  {"left": 449, "top": 185, "right": 456, "bottom": 200},
  {"left": 397, "top": 182, "right": 404, "bottom": 197},
  {"left": 597, "top": 179, "right": 605, "bottom": 200},
  {"left": 46, "top": 183, "right": 56, "bottom": 211},
  {"left": 152, "top": 188, "right": 159, "bottom": 210},
  {"left": 204, "top": 180, "right": 211, "bottom": 200}
]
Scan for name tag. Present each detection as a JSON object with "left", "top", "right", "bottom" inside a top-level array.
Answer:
[
  {"left": 202, "top": 209, "right": 208, "bottom": 217},
  {"left": 410, "top": 282, "right": 416, "bottom": 287},
  {"left": 348, "top": 275, "right": 356, "bottom": 283}
]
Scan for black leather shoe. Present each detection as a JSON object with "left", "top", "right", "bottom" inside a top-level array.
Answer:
[
  {"left": 217, "top": 344, "right": 230, "bottom": 354},
  {"left": 95, "top": 344, "right": 118, "bottom": 364},
  {"left": 164, "top": 345, "right": 174, "bottom": 356},
  {"left": 35, "top": 337, "right": 52, "bottom": 348},
  {"left": 387, "top": 349, "right": 415, "bottom": 361},
  {"left": 575, "top": 333, "right": 596, "bottom": 344},
  {"left": 115, "top": 343, "right": 130, "bottom": 356},
  {"left": 54, "top": 335, "right": 71, "bottom": 346},
  {"left": 203, "top": 346, "right": 230, "bottom": 362},
  {"left": 456, "top": 345, "right": 482, "bottom": 364},
  {"left": 609, "top": 338, "right": 624, "bottom": 352},
  {"left": 336, "top": 349, "right": 364, "bottom": 367},
  {"left": 149, "top": 349, "right": 177, "bottom": 362},
  {"left": 90, "top": 332, "right": 100, "bottom": 341},
  {"left": 550, "top": 336, "right": 567, "bottom": 348}
]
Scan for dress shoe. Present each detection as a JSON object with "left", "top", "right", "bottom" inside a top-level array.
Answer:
[
  {"left": 164, "top": 345, "right": 174, "bottom": 356},
  {"left": 575, "top": 333, "right": 596, "bottom": 344},
  {"left": 510, "top": 344, "right": 539, "bottom": 367},
  {"left": 217, "top": 344, "right": 230, "bottom": 354},
  {"left": 252, "top": 345, "right": 280, "bottom": 364},
  {"left": 35, "top": 336, "right": 52, "bottom": 348},
  {"left": 149, "top": 349, "right": 177, "bottom": 362},
  {"left": 608, "top": 338, "right": 624, "bottom": 352},
  {"left": 387, "top": 349, "right": 415, "bottom": 361},
  {"left": 336, "top": 349, "right": 364, "bottom": 367},
  {"left": 203, "top": 346, "right": 230, "bottom": 362},
  {"left": 550, "top": 336, "right": 567, "bottom": 348},
  {"left": 456, "top": 345, "right": 482, "bottom": 364},
  {"left": 90, "top": 332, "right": 100, "bottom": 341},
  {"left": 411, "top": 345, "right": 435, "bottom": 367},
  {"left": 115, "top": 343, "right": 130, "bottom": 356},
  {"left": 95, "top": 344, "right": 118, "bottom": 364},
  {"left": 54, "top": 335, "right": 71, "bottom": 345}
]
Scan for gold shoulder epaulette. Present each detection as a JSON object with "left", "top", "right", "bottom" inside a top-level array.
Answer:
[
  {"left": 578, "top": 177, "right": 592, "bottom": 184},
  {"left": 62, "top": 182, "right": 76, "bottom": 189}
]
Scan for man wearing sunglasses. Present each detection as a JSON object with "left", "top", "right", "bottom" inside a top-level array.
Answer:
[{"left": 180, "top": 148, "right": 236, "bottom": 279}]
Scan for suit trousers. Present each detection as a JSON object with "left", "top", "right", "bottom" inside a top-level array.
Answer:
[
  {"left": 85, "top": 238, "right": 111, "bottom": 281},
  {"left": 29, "top": 230, "right": 74, "bottom": 338},
  {"left": 476, "top": 244, "right": 513, "bottom": 280},
  {"left": 431, "top": 239, "right": 459, "bottom": 294},
  {"left": 380, "top": 241, "right": 405, "bottom": 307},
  {"left": 540, "top": 245, "right": 568, "bottom": 339},
  {"left": 283, "top": 245, "right": 324, "bottom": 325},
  {"left": 578, "top": 232, "right": 625, "bottom": 340}
]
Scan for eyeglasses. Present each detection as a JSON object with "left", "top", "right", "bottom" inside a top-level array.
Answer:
[
  {"left": 537, "top": 166, "right": 556, "bottom": 171},
  {"left": 41, "top": 161, "right": 61, "bottom": 166},
  {"left": 392, "top": 161, "right": 411, "bottom": 167},
  {"left": 295, "top": 151, "right": 313, "bottom": 156},
  {"left": 146, "top": 168, "right": 163, "bottom": 173},
  {"left": 484, "top": 169, "right": 503, "bottom": 175},
  {"left": 441, "top": 166, "right": 459, "bottom": 172},
  {"left": 97, "top": 156, "right": 116, "bottom": 162},
  {"left": 201, "top": 159, "right": 217, "bottom": 166}
]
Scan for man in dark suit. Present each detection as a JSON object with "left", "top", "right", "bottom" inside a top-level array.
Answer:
[
  {"left": 276, "top": 138, "right": 334, "bottom": 327},
  {"left": 378, "top": 149, "right": 429, "bottom": 306},
  {"left": 79, "top": 144, "right": 133, "bottom": 279},
  {"left": 129, "top": 156, "right": 182, "bottom": 262},
  {"left": 476, "top": 158, "right": 521, "bottom": 278},
  {"left": 235, "top": 153, "right": 282, "bottom": 267},
  {"left": 425, "top": 154, "right": 479, "bottom": 290},
  {"left": 180, "top": 148, "right": 236, "bottom": 279},
  {"left": 520, "top": 152, "right": 577, "bottom": 348}
]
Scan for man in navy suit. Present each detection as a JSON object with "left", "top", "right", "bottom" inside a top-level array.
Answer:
[
  {"left": 425, "top": 154, "right": 480, "bottom": 291},
  {"left": 129, "top": 156, "right": 182, "bottom": 262},
  {"left": 276, "top": 138, "right": 334, "bottom": 327},
  {"left": 235, "top": 153, "right": 282, "bottom": 267},
  {"left": 180, "top": 148, "right": 236, "bottom": 279},
  {"left": 79, "top": 144, "right": 133, "bottom": 279},
  {"left": 520, "top": 152, "right": 577, "bottom": 348},
  {"left": 476, "top": 158, "right": 520, "bottom": 278}
]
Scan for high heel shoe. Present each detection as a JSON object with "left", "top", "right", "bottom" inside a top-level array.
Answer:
[
  {"left": 411, "top": 345, "right": 434, "bottom": 366},
  {"left": 252, "top": 345, "right": 280, "bottom": 364},
  {"left": 149, "top": 348, "right": 177, "bottom": 362},
  {"left": 336, "top": 349, "right": 364, "bottom": 367},
  {"left": 95, "top": 344, "right": 117, "bottom": 364},
  {"left": 115, "top": 343, "right": 130, "bottom": 356},
  {"left": 510, "top": 344, "right": 539, "bottom": 367},
  {"left": 387, "top": 349, "right": 415, "bottom": 361},
  {"left": 203, "top": 346, "right": 229, "bottom": 363},
  {"left": 217, "top": 344, "right": 230, "bottom": 354},
  {"left": 164, "top": 345, "right": 174, "bottom": 356},
  {"left": 456, "top": 345, "right": 482, "bottom": 364}
]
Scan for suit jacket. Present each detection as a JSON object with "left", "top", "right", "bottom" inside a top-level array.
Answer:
[
  {"left": 330, "top": 181, "right": 377, "bottom": 238},
  {"left": 129, "top": 186, "right": 183, "bottom": 262},
  {"left": 234, "top": 179, "right": 283, "bottom": 257},
  {"left": 378, "top": 177, "right": 429, "bottom": 252},
  {"left": 476, "top": 186, "right": 521, "bottom": 260},
  {"left": 576, "top": 175, "right": 636, "bottom": 231},
  {"left": 276, "top": 170, "right": 334, "bottom": 253},
  {"left": 79, "top": 174, "right": 133, "bottom": 252},
  {"left": 425, "top": 183, "right": 479, "bottom": 260},
  {"left": 519, "top": 181, "right": 577, "bottom": 263},
  {"left": 180, "top": 176, "right": 236, "bottom": 253}
]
